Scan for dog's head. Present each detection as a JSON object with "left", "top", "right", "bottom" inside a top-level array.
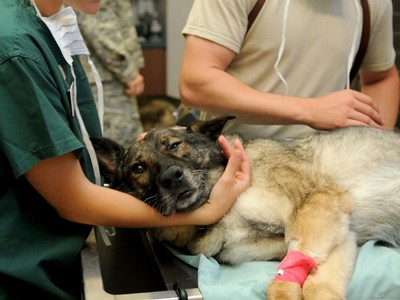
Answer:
[{"left": 92, "top": 115, "right": 236, "bottom": 216}]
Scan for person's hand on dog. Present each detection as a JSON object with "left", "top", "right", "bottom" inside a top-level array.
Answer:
[
  {"left": 303, "top": 89, "right": 384, "bottom": 130},
  {"left": 193, "top": 135, "right": 251, "bottom": 224}
]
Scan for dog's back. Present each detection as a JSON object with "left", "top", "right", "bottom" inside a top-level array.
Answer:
[
  {"left": 240, "top": 127, "right": 400, "bottom": 246},
  {"left": 306, "top": 127, "right": 400, "bottom": 246}
]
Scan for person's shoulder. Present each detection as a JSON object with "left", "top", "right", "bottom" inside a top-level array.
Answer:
[
  {"left": 369, "top": 0, "right": 393, "bottom": 16},
  {"left": 0, "top": 0, "right": 39, "bottom": 36},
  {"left": 369, "top": 0, "right": 392, "bottom": 6},
  {"left": 367, "top": 0, "right": 393, "bottom": 30},
  {"left": 0, "top": 1, "right": 50, "bottom": 65}
]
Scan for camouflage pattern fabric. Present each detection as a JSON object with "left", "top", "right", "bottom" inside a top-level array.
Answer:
[
  {"left": 77, "top": 0, "right": 145, "bottom": 147},
  {"left": 91, "top": 84, "right": 143, "bottom": 148}
]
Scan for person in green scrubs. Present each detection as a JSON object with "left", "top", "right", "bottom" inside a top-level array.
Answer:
[{"left": 0, "top": 0, "right": 251, "bottom": 299}]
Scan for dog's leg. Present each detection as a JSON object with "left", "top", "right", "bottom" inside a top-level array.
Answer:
[
  {"left": 267, "top": 188, "right": 354, "bottom": 300},
  {"left": 302, "top": 232, "right": 357, "bottom": 300}
]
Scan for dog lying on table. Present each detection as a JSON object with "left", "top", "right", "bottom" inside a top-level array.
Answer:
[{"left": 92, "top": 115, "right": 400, "bottom": 300}]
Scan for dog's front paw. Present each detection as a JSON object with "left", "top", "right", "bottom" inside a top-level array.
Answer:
[
  {"left": 302, "top": 279, "right": 345, "bottom": 300},
  {"left": 267, "top": 281, "right": 302, "bottom": 300}
]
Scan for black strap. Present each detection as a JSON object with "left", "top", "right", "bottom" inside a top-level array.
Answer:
[
  {"left": 247, "top": 0, "right": 266, "bottom": 33},
  {"left": 350, "top": 0, "right": 370, "bottom": 83}
]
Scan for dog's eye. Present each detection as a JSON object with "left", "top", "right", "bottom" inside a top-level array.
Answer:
[
  {"left": 168, "top": 142, "right": 181, "bottom": 152},
  {"left": 131, "top": 163, "right": 146, "bottom": 174}
]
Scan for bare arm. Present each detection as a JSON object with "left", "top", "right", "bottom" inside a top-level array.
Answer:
[
  {"left": 24, "top": 137, "right": 250, "bottom": 228},
  {"left": 360, "top": 65, "right": 400, "bottom": 129},
  {"left": 179, "top": 35, "right": 384, "bottom": 130}
]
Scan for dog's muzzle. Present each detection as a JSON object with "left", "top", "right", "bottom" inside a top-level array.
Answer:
[{"left": 157, "top": 165, "right": 199, "bottom": 212}]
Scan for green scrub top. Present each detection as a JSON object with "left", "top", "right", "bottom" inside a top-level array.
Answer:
[{"left": 0, "top": 0, "right": 102, "bottom": 299}]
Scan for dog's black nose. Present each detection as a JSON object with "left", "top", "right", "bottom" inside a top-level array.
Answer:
[{"left": 159, "top": 165, "right": 183, "bottom": 189}]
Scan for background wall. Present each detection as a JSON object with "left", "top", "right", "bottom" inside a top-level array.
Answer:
[
  {"left": 393, "top": 0, "right": 400, "bottom": 69},
  {"left": 131, "top": 0, "right": 193, "bottom": 98},
  {"left": 166, "top": 0, "right": 194, "bottom": 98}
]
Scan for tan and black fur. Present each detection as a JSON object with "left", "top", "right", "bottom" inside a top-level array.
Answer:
[{"left": 92, "top": 115, "right": 400, "bottom": 300}]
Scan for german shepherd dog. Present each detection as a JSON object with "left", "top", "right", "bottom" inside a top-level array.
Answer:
[{"left": 92, "top": 115, "right": 400, "bottom": 300}]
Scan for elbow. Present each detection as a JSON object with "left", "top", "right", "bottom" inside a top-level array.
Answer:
[
  {"left": 179, "top": 75, "right": 199, "bottom": 108},
  {"left": 179, "top": 71, "right": 209, "bottom": 109},
  {"left": 56, "top": 206, "right": 84, "bottom": 224}
]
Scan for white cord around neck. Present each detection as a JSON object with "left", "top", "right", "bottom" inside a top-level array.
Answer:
[{"left": 273, "top": 0, "right": 291, "bottom": 95}]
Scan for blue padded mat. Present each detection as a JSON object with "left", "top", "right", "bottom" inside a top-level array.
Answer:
[{"left": 170, "top": 240, "right": 400, "bottom": 300}]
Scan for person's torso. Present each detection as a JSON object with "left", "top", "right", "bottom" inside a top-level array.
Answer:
[
  {"left": 183, "top": 0, "right": 395, "bottom": 139},
  {"left": 0, "top": 1, "right": 101, "bottom": 298}
]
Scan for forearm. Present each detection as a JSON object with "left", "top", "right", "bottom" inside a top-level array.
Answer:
[
  {"left": 25, "top": 141, "right": 249, "bottom": 228},
  {"left": 65, "top": 183, "right": 213, "bottom": 228},
  {"left": 25, "top": 155, "right": 222, "bottom": 228},
  {"left": 180, "top": 65, "right": 304, "bottom": 125},
  {"left": 74, "top": 179, "right": 248, "bottom": 228},
  {"left": 360, "top": 65, "right": 400, "bottom": 129},
  {"left": 180, "top": 65, "right": 386, "bottom": 130}
]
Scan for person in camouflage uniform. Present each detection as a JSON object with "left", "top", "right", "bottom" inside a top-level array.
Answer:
[{"left": 77, "top": 0, "right": 145, "bottom": 147}]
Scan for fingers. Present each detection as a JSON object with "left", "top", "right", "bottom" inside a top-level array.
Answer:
[
  {"left": 219, "top": 136, "right": 251, "bottom": 182},
  {"left": 199, "top": 136, "right": 250, "bottom": 224},
  {"left": 233, "top": 139, "right": 250, "bottom": 176},
  {"left": 351, "top": 91, "right": 383, "bottom": 126},
  {"left": 313, "top": 90, "right": 385, "bottom": 130},
  {"left": 218, "top": 135, "right": 233, "bottom": 158},
  {"left": 136, "top": 132, "right": 147, "bottom": 141},
  {"left": 124, "top": 74, "right": 145, "bottom": 96},
  {"left": 223, "top": 148, "right": 242, "bottom": 178},
  {"left": 348, "top": 110, "right": 383, "bottom": 128},
  {"left": 125, "top": 83, "right": 144, "bottom": 96},
  {"left": 133, "top": 74, "right": 145, "bottom": 95},
  {"left": 133, "top": 80, "right": 145, "bottom": 95}
]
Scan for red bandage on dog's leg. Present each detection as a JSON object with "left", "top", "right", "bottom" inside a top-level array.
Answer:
[{"left": 272, "top": 250, "right": 318, "bottom": 286}]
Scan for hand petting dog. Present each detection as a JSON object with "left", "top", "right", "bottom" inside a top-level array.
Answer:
[{"left": 204, "top": 136, "right": 251, "bottom": 223}]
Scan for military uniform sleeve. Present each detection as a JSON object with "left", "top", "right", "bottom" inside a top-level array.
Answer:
[{"left": 77, "top": 1, "right": 143, "bottom": 82}]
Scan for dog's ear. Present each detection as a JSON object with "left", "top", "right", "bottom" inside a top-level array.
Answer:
[
  {"left": 187, "top": 114, "right": 236, "bottom": 140},
  {"left": 91, "top": 137, "right": 125, "bottom": 184}
]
